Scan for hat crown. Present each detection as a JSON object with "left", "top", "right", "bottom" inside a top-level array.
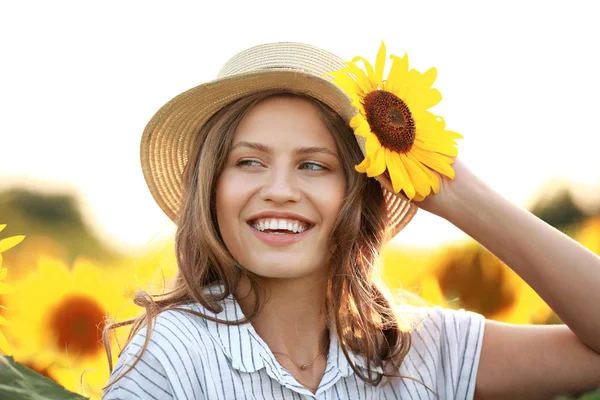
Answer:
[{"left": 217, "top": 42, "right": 347, "bottom": 80}]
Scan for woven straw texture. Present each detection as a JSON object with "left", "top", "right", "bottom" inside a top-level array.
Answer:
[{"left": 140, "top": 42, "right": 417, "bottom": 236}]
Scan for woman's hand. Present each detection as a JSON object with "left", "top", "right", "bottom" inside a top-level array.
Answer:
[{"left": 413, "top": 157, "right": 475, "bottom": 221}]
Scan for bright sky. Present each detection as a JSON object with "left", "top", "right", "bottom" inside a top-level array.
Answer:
[{"left": 1, "top": 1, "right": 599, "bottom": 251}]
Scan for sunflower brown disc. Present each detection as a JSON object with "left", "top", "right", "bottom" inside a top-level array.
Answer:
[
  {"left": 49, "top": 294, "right": 107, "bottom": 357},
  {"left": 363, "top": 90, "right": 415, "bottom": 153}
]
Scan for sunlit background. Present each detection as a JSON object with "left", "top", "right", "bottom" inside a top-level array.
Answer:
[{"left": 1, "top": 1, "right": 599, "bottom": 398}]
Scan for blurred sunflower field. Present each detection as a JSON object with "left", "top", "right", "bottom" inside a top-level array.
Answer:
[{"left": 0, "top": 185, "right": 599, "bottom": 399}]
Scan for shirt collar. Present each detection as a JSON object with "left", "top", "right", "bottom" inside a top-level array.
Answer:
[{"left": 196, "top": 285, "right": 384, "bottom": 377}]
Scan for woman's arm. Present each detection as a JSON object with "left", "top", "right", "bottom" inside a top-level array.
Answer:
[{"left": 419, "top": 158, "right": 600, "bottom": 398}]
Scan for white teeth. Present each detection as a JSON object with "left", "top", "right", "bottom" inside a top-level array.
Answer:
[{"left": 251, "top": 217, "right": 309, "bottom": 233}]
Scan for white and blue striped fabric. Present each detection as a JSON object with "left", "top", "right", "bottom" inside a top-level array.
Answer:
[{"left": 103, "top": 291, "right": 484, "bottom": 400}]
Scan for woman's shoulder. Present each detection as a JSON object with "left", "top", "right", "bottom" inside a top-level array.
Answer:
[
  {"left": 128, "top": 302, "right": 212, "bottom": 351},
  {"left": 399, "top": 304, "right": 485, "bottom": 352},
  {"left": 103, "top": 303, "right": 212, "bottom": 399},
  {"left": 396, "top": 305, "right": 486, "bottom": 398},
  {"left": 400, "top": 304, "right": 485, "bottom": 331}
]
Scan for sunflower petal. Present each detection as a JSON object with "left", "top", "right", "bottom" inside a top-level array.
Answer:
[
  {"left": 350, "top": 114, "right": 363, "bottom": 129},
  {"left": 410, "top": 146, "right": 456, "bottom": 179},
  {"left": 412, "top": 192, "right": 427, "bottom": 202},
  {"left": 366, "top": 146, "right": 386, "bottom": 177},
  {"left": 0, "top": 236, "right": 25, "bottom": 253},
  {"left": 0, "top": 225, "right": 5, "bottom": 233},
  {"left": 394, "top": 153, "right": 416, "bottom": 200},
  {"left": 351, "top": 56, "right": 376, "bottom": 83},
  {"left": 351, "top": 99, "right": 366, "bottom": 116},
  {"left": 420, "top": 67, "right": 438, "bottom": 88},
  {"left": 330, "top": 71, "right": 364, "bottom": 99},
  {"left": 407, "top": 152, "right": 441, "bottom": 194},
  {"left": 413, "top": 111, "right": 443, "bottom": 129},
  {"left": 387, "top": 54, "right": 409, "bottom": 94},
  {"left": 444, "top": 130, "right": 464, "bottom": 140},
  {"left": 365, "top": 132, "right": 382, "bottom": 155},
  {"left": 355, "top": 156, "right": 372, "bottom": 173},
  {"left": 413, "top": 138, "right": 459, "bottom": 157},
  {"left": 419, "top": 88, "right": 442, "bottom": 109},
  {"left": 354, "top": 119, "right": 371, "bottom": 138},
  {"left": 400, "top": 153, "right": 431, "bottom": 197},
  {"left": 395, "top": 69, "right": 421, "bottom": 100},
  {"left": 404, "top": 89, "right": 441, "bottom": 111},
  {"left": 375, "top": 41, "right": 386, "bottom": 87},
  {"left": 344, "top": 62, "right": 376, "bottom": 93},
  {"left": 385, "top": 149, "right": 405, "bottom": 193}
]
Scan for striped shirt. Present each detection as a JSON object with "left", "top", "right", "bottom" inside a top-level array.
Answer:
[{"left": 103, "top": 291, "right": 485, "bottom": 400}]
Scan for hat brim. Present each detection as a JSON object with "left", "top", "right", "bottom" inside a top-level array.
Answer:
[{"left": 140, "top": 68, "right": 417, "bottom": 236}]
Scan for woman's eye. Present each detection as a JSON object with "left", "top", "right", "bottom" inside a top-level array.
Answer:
[
  {"left": 237, "top": 159, "right": 262, "bottom": 167},
  {"left": 300, "top": 162, "right": 326, "bottom": 171}
]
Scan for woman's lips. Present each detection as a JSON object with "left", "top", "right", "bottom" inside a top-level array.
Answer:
[{"left": 248, "top": 224, "right": 312, "bottom": 246}]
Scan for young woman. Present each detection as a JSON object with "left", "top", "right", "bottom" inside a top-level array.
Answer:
[{"left": 102, "top": 42, "right": 600, "bottom": 399}]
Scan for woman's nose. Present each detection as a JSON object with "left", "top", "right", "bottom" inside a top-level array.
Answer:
[{"left": 259, "top": 166, "right": 302, "bottom": 204}]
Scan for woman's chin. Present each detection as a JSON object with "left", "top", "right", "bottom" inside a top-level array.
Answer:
[{"left": 243, "top": 258, "right": 325, "bottom": 280}]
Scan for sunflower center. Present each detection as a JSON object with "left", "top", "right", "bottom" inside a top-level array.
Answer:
[
  {"left": 363, "top": 90, "right": 415, "bottom": 153},
  {"left": 49, "top": 294, "right": 107, "bottom": 357}
]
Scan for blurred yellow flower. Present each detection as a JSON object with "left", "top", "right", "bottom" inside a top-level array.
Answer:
[
  {"left": 433, "top": 243, "right": 552, "bottom": 324},
  {"left": 0, "top": 224, "right": 25, "bottom": 354},
  {"left": 4, "top": 255, "right": 138, "bottom": 398}
]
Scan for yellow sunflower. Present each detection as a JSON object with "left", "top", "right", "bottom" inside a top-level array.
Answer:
[
  {"left": 432, "top": 242, "right": 552, "bottom": 324},
  {"left": 0, "top": 224, "right": 25, "bottom": 354},
  {"left": 380, "top": 244, "right": 448, "bottom": 307},
  {"left": 4, "top": 255, "right": 140, "bottom": 397},
  {"left": 330, "top": 42, "right": 462, "bottom": 201}
]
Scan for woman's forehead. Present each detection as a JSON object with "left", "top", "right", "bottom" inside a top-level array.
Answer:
[{"left": 232, "top": 96, "right": 338, "bottom": 152}]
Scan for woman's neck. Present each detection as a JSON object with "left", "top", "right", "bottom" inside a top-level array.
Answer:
[{"left": 235, "top": 275, "right": 330, "bottom": 365}]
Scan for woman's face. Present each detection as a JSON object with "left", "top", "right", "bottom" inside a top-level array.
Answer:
[{"left": 216, "top": 96, "right": 346, "bottom": 280}]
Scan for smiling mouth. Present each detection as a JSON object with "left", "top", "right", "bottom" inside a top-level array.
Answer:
[{"left": 248, "top": 218, "right": 314, "bottom": 234}]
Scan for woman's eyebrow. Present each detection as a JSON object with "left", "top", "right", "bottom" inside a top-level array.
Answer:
[
  {"left": 295, "top": 146, "right": 338, "bottom": 157},
  {"left": 231, "top": 141, "right": 270, "bottom": 152},
  {"left": 231, "top": 141, "right": 337, "bottom": 157}
]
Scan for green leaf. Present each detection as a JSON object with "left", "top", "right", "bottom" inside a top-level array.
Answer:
[{"left": 0, "top": 356, "right": 88, "bottom": 399}]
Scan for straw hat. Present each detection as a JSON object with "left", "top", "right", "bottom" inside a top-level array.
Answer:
[{"left": 140, "top": 42, "right": 417, "bottom": 235}]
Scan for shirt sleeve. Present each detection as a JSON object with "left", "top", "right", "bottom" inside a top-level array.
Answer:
[
  {"left": 406, "top": 306, "right": 485, "bottom": 400},
  {"left": 102, "top": 330, "right": 175, "bottom": 400}
]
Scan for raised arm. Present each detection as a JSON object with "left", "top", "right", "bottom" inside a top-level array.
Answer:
[{"left": 419, "top": 158, "right": 600, "bottom": 398}]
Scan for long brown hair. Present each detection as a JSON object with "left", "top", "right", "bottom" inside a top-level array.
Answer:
[{"left": 103, "top": 90, "right": 415, "bottom": 389}]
